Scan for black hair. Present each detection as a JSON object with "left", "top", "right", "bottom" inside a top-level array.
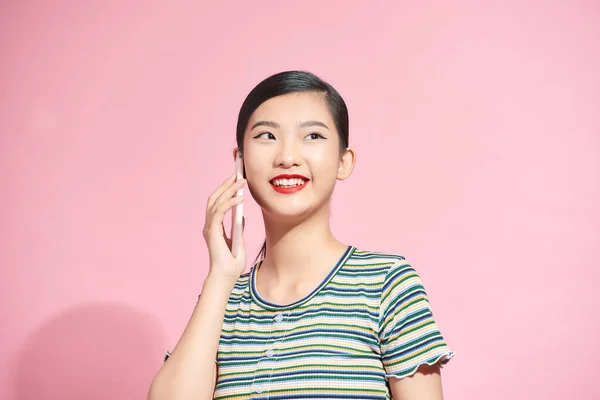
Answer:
[{"left": 235, "top": 70, "right": 349, "bottom": 264}]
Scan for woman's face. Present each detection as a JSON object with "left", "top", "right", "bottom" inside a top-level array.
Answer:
[{"left": 242, "top": 91, "right": 353, "bottom": 220}]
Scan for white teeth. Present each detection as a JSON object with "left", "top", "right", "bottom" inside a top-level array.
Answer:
[{"left": 272, "top": 178, "right": 306, "bottom": 187}]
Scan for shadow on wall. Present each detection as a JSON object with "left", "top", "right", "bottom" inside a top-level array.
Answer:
[{"left": 12, "top": 303, "right": 166, "bottom": 400}]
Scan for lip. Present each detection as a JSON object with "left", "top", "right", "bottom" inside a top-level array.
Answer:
[
  {"left": 270, "top": 174, "right": 310, "bottom": 194},
  {"left": 270, "top": 174, "right": 310, "bottom": 181}
]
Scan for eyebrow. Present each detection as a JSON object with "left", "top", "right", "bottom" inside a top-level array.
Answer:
[
  {"left": 250, "top": 120, "right": 330, "bottom": 131},
  {"left": 250, "top": 121, "right": 280, "bottom": 130},
  {"left": 299, "top": 120, "right": 329, "bottom": 130}
]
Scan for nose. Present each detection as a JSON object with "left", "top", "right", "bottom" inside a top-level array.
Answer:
[{"left": 274, "top": 140, "right": 301, "bottom": 168}]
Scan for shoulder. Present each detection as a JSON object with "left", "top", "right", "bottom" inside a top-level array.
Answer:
[
  {"left": 348, "top": 248, "right": 423, "bottom": 293},
  {"left": 349, "top": 248, "right": 411, "bottom": 274}
]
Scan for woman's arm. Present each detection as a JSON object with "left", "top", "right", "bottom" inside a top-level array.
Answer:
[
  {"left": 147, "top": 274, "right": 236, "bottom": 400},
  {"left": 148, "top": 174, "right": 247, "bottom": 400},
  {"left": 389, "top": 363, "right": 444, "bottom": 400}
]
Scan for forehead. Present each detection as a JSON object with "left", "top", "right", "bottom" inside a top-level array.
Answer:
[{"left": 248, "top": 92, "right": 334, "bottom": 127}]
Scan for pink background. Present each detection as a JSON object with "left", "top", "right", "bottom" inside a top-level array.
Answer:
[{"left": 1, "top": 1, "right": 599, "bottom": 399}]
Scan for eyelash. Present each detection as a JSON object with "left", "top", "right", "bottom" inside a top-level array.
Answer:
[
  {"left": 306, "top": 133, "right": 326, "bottom": 140},
  {"left": 252, "top": 132, "right": 326, "bottom": 140},
  {"left": 254, "top": 132, "right": 276, "bottom": 140}
]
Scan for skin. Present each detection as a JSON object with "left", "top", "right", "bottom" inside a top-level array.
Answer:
[
  {"left": 240, "top": 91, "right": 355, "bottom": 304},
  {"left": 147, "top": 91, "right": 444, "bottom": 400}
]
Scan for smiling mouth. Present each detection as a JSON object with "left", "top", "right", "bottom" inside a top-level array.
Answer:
[
  {"left": 269, "top": 175, "right": 309, "bottom": 193},
  {"left": 271, "top": 178, "right": 306, "bottom": 188}
]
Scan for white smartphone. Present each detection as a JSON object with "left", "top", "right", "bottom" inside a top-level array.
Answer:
[{"left": 230, "top": 152, "right": 244, "bottom": 257}]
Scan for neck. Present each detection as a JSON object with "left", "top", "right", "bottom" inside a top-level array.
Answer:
[{"left": 260, "top": 205, "right": 346, "bottom": 284}]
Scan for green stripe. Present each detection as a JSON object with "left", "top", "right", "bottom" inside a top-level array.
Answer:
[{"left": 213, "top": 248, "right": 453, "bottom": 399}]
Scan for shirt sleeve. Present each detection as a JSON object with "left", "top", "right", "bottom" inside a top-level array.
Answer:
[{"left": 378, "top": 260, "right": 454, "bottom": 379}]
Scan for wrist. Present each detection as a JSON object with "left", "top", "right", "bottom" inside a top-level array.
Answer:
[{"left": 204, "top": 272, "right": 238, "bottom": 291}]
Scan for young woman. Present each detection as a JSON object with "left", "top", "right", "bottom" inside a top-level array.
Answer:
[{"left": 148, "top": 71, "right": 454, "bottom": 400}]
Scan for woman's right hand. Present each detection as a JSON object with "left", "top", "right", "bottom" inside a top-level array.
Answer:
[{"left": 202, "top": 173, "right": 247, "bottom": 282}]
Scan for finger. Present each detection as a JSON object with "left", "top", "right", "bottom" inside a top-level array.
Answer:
[
  {"left": 214, "top": 194, "right": 244, "bottom": 217},
  {"left": 212, "top": 178, "right": 246, "bottom": 211},
  {"left": 207, "top": 173, "right": 236, "bottom": 209},
  {"left": 207, "top": 193, "right": 243, "bottom": 234},
  {"left": 208, "top": 196, "right": 244, "bottom": 232},
  {"left": 242, "top": 216, "right": 246, "bottom": 232}
]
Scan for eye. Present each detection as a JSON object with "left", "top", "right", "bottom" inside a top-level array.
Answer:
[
  {"left": 254, "top": 132, "right": 276, "bottom": 140},
  {"left": 305, "top": 132, "right": 326, "bottom": 140}
]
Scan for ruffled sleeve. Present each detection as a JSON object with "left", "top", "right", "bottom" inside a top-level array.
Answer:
[{"left": 378, "top": 261, "right": 454, "bottom": 379}]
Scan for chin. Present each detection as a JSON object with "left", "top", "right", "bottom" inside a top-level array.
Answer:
[
  {"left": 269, "top": 207, "right": 313, "bottom": 221},
  {"left": 248, "top": 182, "right": 330, "bottom": 221},
  {"left": 256, "top": 196, "right": 318, "bottom": 222},
  {"left": 259, "top": 199, "right": 311, "bottom": 220}
]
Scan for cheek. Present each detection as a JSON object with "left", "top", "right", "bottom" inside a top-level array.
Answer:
[
  {"left": 242, "top": 155, "right": 270, "bottom": 190},
  {"left": 241, "top": 145, "right": 265, "bottom": 178},
  {"left": 243, "top": 162, "right": 259, "bottom": 183},
  {"left": 309, "top": 153, "right": 341, "bottom": 183}
]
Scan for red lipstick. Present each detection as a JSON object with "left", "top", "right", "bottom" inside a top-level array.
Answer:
[{"left": 270, "top": 174, "right": 309, "bottom": 194}]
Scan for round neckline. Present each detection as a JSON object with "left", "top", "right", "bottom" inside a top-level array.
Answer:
[{"left": 250, "top": 245, "right": 355, "bottom": 311}]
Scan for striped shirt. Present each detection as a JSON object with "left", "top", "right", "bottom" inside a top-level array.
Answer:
[{"left": 214, "top": 246, "right": 454, "bottom": 399}]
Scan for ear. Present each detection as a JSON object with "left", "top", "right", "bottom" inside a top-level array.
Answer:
[
  {"left": 337, "top": 148, "right": 356, "bottom": 180},
  {"left": 233, "top": 147, "right": 247, "bottom": 179}
]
